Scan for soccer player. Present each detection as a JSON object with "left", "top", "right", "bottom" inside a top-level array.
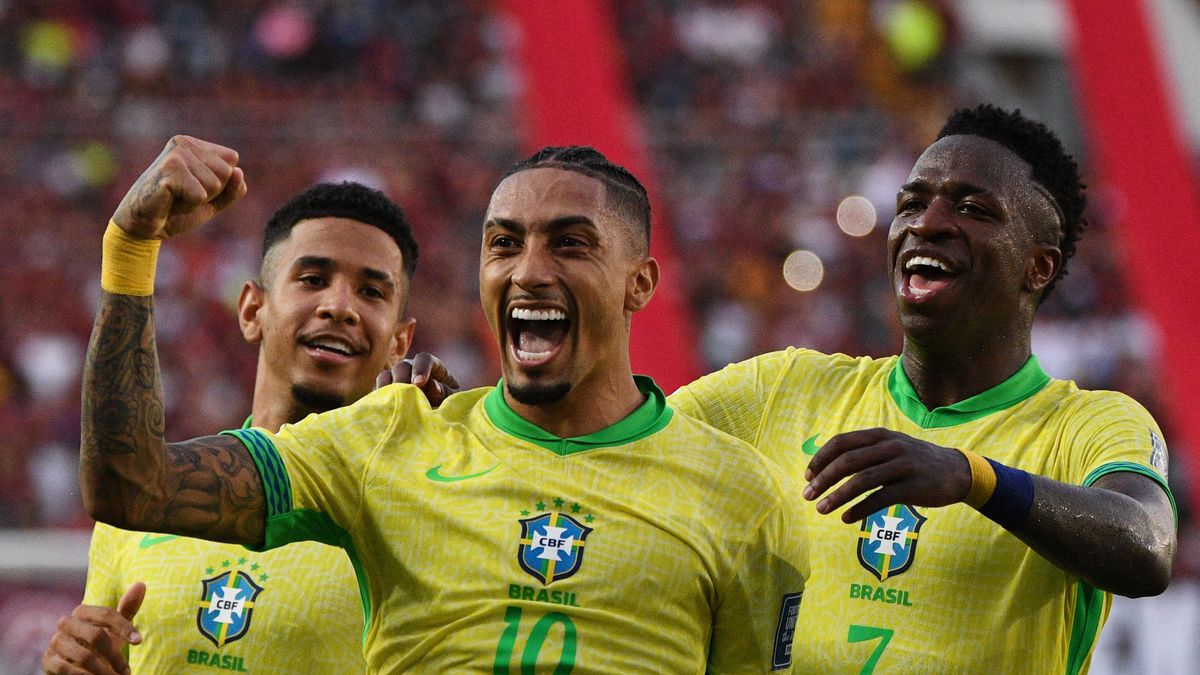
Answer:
[
  {"left": 44, "top": 138, "right": 430, "bottom": 674},
  {"left": 669, "top": 105, "right": 1177, "bottom": 673},
  {"left": 76, "top": 143, "right": 808, "bottom": 671}
]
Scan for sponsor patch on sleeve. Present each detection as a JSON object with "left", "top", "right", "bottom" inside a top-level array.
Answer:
[
  {"left": 772, "top": 592, "right": 803, "bottom": 670},
  {"left": 1150, "top": 430, "right": 1169, "bottom": 476}
]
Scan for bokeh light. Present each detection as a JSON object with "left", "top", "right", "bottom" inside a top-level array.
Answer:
[
  {"left": 836, "top": 195, "right": 877, "bottom": 237},
  {"left": 783, "top": 250, "right": 824, "bottom": 292}
]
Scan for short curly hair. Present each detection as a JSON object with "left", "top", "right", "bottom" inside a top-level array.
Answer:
[
  {"left": 262, "top": 181, "right": 418, "bottom": 281},
  {"left": 503, "top": 146, "right": 651, "bottom": 256},
  {"left": 937, "top": 104, "right": 1086, "bottom": 303}
]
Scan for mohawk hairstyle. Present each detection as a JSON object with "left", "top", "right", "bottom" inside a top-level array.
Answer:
[
  {"left": 502, "top": 146, "right": 651, "bottom": 256},
  {"left": 937, "top": 104, "right": 1086, "bottom": 303},
  {"left": 262, "top": 181, "right": 419, "bottom": 280}
]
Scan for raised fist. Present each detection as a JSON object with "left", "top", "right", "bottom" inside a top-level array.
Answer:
[{"left": 111, "top": 135, "right": 247, "bottom": 241}]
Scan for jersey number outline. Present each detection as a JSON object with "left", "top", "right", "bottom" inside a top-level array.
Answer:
[
  {"left": 493, "top": 605, "right": 577, "bottom": 674},
  {"left": 847, "top": 624, "right": 893, "bottom": 674}
]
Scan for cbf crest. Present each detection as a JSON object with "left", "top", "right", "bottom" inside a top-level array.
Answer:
[
  {"left": 857, "top": 504, "right": 926, "bottom": 581},
  {"left": 196, "top": 569, "right": 264, "bottom": 647},
  {"left": 517, "top": 499, "right": 594, "bottom": 585}
]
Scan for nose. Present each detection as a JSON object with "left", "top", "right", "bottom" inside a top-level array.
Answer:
[
  {"left": 906, "top": 198, "right": 958, "bottom": 240},
  {"left": 316, "top": 279, "right": 359, "bottom": 324},
  {"left": 511, "top": 243, "right": 555, "bottom": 291}
]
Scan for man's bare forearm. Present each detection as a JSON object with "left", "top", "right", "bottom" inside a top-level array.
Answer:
[
  {"left": 80, "top": 291, "right": 265, "bottom": 545},
  {"left": 1014, "top": 473, "right": 1175, "bottom": 597}
]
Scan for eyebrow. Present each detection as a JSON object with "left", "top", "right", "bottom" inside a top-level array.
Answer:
[
  {"left": 897, "top": 180, "right": 993, "bottom": 200},
  {"left": 484, "top": 215, "right": 600, "bottom": 233},
  {"left": 292, "top": 255, "right": 397, "bottom": 289}
]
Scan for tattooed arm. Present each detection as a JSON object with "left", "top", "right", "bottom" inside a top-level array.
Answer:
[{"left": 79, "top": 136, "right": 258, "bottom": 545}]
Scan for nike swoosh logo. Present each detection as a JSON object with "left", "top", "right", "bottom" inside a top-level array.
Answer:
[
  {"left": 801, "top": 434, "right": 821, "bottom": 456},
  {"left": 139, "top": 534, "right": 180, "bottom": 549},
  {"left": 426, "top": 463, "right": 500, "bottom": 483}
]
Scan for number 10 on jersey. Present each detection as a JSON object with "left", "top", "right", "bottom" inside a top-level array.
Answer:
[{"left": 493, "top": 605, "right": 578, "bottom": 673}]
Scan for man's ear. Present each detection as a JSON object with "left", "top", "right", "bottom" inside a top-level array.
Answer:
[
  {"left": 238, "top": 280, "right": 266, "bottom": 345},
  {"left": 1024, "top": 243, "right": 1062, "bottom": 294},
  {"left": 625, "top": 256, "right": 660, "bottom": 313},
  {"left": 385, "top": 317, "right": 418, "bottom": 370}
]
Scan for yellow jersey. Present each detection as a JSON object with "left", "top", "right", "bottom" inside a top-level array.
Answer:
[
  {"left": 83, "top": 522, "right": 365, "bottom": 673},
  {"left": 225, "top": 376, "right": 808, "bottom": 673},
  {"left": 670, "top": 349, "right": 1173, "bottom": 675}
]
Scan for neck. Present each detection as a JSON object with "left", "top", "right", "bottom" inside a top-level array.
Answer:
[
  {"left": 505, "top": 368, "right": 645, "bottom": 438},
  {"left": 900, "top": 331, "right": 1033, "bottom": 409},
  {"left": 250, "top": 378, "right": 320, "bottom": 433}
]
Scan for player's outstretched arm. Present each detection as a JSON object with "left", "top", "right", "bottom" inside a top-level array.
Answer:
[
  {"left": 804, "top": 428, "right": 1175, "bottom": 597},
  {"left": 79, "top": 135, "right": 265, "bottom": 546},
  {"left": 42, "top": 583, "right": 145, "bottom": 675}
]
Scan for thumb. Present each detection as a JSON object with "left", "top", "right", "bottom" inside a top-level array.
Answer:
[{"left": 118, "top": 581, "right": 147, "bottom": 621}]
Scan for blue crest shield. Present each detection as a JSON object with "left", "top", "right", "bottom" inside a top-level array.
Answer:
[
  {"left": 856, "top": 504, "right": 927, "bottom": 581},
  {"left": 196, "top": 570, "right": 264, "bottom": 647},
  {"left": 517, "top": 511, "right": 593, "bottom": 585}
]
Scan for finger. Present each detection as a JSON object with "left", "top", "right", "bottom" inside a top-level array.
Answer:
[
  {"left": 392, "top": 358, "right": 415, "bottom": 385},
  {"left": 842, "top": 484, "right": 909, "bottom": 523},
  {"left": 411, "top": 353, "right": 435, "bottom": 386},
  {"left": 50, "top": 617, "right": 125, "bottom": 675},
  {"left": 208, "top": 166, "right": 247, "bottom": 214},
  {"left": 71, "top": 603, "right": 140, "bottom": 644},
  {"left": 376, "top": 368, "right": 394, "bottom": 389},
  {"left": 805, "top": 442, "right": 896, "bottom": 500},
  {"left": 813, "top": 464, "right": 902, "bottom": 515},
  {"left": 41, "top": 651, "right": 95, "bottom": 675},
  {"left": 117, "top": 582, "right": 146, "bottom": 624},
  {"left": 804, "top": 428, "right": 893, "bottom": 481},
  {"left": 426, "top": 355, "right": 461, "bottom": 389}
]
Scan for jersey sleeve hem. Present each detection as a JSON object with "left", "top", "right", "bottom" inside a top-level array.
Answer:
[
  {"left": 1081, "top": 461, "right": 1177, "bottom": 523},
  {"left": 222, "top": 428, "right": 296, "bottom": 550}
]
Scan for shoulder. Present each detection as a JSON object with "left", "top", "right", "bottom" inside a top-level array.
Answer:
[
  {"left": 663, "top": 412, "right": 795, "bottom": 491},
  {"left": 1040, "top": 378, "right": 1157, "bottom": 423}
]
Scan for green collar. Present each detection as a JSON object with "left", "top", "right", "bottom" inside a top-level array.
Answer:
[
  {"left": 888, "top": 355, "right": 1051, "bottom": 429},
  {"left": 484, "top": 375, "right": 673, "bottom": 456},
  {"left": 242, "top": 416, "right": 253, "bottom": 430}
]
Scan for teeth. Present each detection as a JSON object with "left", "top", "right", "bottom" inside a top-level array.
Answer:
[
  {"left": 510, "top": 307, "right": 566, "bottom": 321},
  {"left": 516, "top": 349, "right": 554, "bottom": 361},
  {"left": 310, "top": 339, "right": 351, "bottom": 355},
  {"left": 905, "top": 256, "right": 950, "bottom": 272}
]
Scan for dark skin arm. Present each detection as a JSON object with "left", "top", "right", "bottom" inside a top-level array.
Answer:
[
  {"left": 804, "top": 428, "right": 1176, "bottom": 597},
  {"left": 79, "top": 135, "right": 264, "bottom": 546}
]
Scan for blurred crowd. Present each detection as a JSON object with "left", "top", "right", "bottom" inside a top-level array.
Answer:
[
  {"left": 0, "top": 0, "right": 1196, "bottom": 672},
  {"left": 0, "top": 0, "right": 1191, "bottom": 559}
]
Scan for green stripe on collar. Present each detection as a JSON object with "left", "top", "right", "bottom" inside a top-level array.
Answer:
[
  {"left": 484, "top": 375, "right": 673, "bottom": 455},
  {"left": 888, "top": 355, "right": 1051, "bottom": 429}
]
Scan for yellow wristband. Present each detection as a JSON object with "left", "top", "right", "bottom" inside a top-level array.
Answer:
[
  {"left": 958, "top": 448, "right": 997, "bottom": 508},
  {"left": 101, "top": 221, "right": 161, "bottom": 296}
]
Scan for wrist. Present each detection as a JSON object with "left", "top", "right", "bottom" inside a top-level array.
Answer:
[
  {"left": 957, "top": 448, "right": 1034, "bottom": 531},
  {"left": 101, "top": 221, "right": 160, "bottom": 296}
]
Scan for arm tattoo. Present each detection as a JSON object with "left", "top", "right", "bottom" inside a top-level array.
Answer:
[{"left": 80, "top": 292, "right": 265, "bottom": 545}]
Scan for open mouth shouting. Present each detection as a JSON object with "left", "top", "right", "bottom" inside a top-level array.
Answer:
[
  {"left": 507, "top": 305, "right": 571, "bottom": 368},
  {"left": 898, "top": 252, "right": 959, "bottom": 303}
]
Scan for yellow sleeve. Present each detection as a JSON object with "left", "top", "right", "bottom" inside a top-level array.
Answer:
[
  {"left": 707, "top": 476, "right": 808, "bottom": 673},
  {"left": 1064, "top": 390, "right": 1174, "bottom": 511},
  {"left": 225, "top": 385, "right": 421, "bottom": 550},
  {"left": 82, "top": 523, "right": 121, "bottom": 607},
  {"left": 669, "top": 349, "right": 798, "bottom": 446}
]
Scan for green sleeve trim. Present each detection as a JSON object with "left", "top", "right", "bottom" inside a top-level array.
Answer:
[
  {"left": 1065, "top": 581, "right": 1106, "bottom": 675},
  {"left": 1081, "top": 461, "right": 1178, "bottom": 523},
  {"left": 222, "top": 428, "right": 293, "bottom": 520},
  {"left": 263, "top": 508, "right": 374, "bottom": 644}
]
